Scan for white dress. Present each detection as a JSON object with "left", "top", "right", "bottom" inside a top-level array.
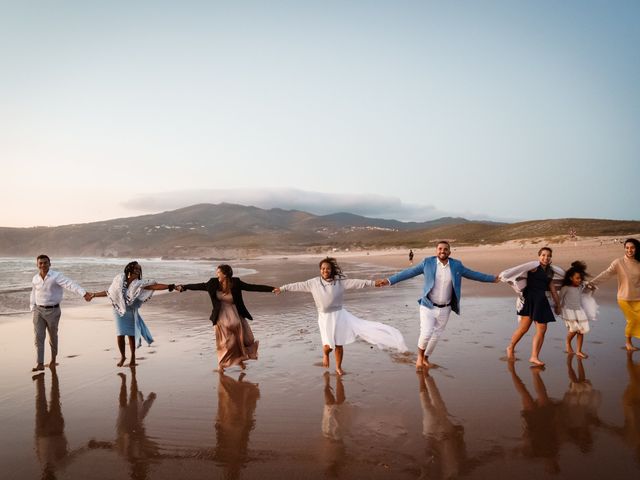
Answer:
[{"left": 279, "top": 276, "right": 407, "bottom": 352}]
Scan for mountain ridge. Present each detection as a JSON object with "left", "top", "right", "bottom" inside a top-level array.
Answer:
[{"left": 0, "top": 203, "right": 637, "bottom": 258}]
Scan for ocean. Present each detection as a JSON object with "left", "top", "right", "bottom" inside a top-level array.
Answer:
[{"left": 0, "top": 257, "right": 257, "bottom": 315}]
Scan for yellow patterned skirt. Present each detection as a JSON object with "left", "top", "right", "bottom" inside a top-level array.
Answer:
[{"left": 618, "top": 300, "right": 640, "bottom": 338}]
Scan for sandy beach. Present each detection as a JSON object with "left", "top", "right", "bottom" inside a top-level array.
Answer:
[{"left": 2, "top": 239, "right": 640, "bottom": 479}]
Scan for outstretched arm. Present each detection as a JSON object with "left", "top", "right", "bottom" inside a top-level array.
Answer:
[
  {"left": 460, "top": 265, "right": 498, "bottom": 283},
  {"left": 341, "top": 278, "right": 375, "bottom": 289},
  {"left": 590, "top": 260, "right": 618, "bottom": 287},
  {"left": 237, "top": 279, "right": 275, "bottom": 293},
  {"left": 143, "top": 283, "right": 175, "bottom": 291},
  {"left": 276, "top": 278, "right": 315, "bottom": 294},
  {"left": 384, "top": 259, "right": 427, "bottom": 286},
  {"left": 176, "top": 280, "right": 213, "bottom": 292},
  {"left": 55, "top": 272, "right": 91, "bottom": 300}
]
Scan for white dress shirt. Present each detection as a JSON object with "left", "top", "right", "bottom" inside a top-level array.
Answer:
[
  {"left": 30, "top": 270, "right": 86, "bottom": 310},
  {"left": 428, "top": 259, "right": 453, "bottom": 305}
]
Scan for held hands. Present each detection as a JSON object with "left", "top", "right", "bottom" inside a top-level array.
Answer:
[
  {"left": 83, "top": 292, "right": 93, "bottom": 302},
  {"left": 374, "top": 279, "right": 389, "bottom": 288},
  {"left": 175, "top": 285, "right": 185, "bottom": 292},
  {"left": 273, "top": 287, "right": 281, "bottom": 295}
]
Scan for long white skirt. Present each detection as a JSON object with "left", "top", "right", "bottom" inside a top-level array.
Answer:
[{"left": 317, "top": 308, "right": 408, "bottom": 352}]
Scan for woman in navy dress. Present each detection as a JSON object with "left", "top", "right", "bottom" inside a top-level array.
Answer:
[{"left": 504, "top": 247, "right": 562, "bottom": 366}]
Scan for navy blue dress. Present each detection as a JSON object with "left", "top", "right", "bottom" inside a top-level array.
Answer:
[{"left": 517, "top": 266, "right": 556, "bottom": 324}]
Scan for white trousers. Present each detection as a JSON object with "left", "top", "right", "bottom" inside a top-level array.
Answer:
[{"left": 419, "top": 305, "right": 452, "bottom": 356}]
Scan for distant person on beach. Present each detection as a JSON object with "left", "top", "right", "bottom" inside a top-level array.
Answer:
[
  {"left": 559, "top": 261, "right": 598, "bottom": 358},
  {"left": 176, "top": 264, "right": 274, "bottom": 372},
  {"left": 409, "top": 249, "right": 414, "bottom": 264},
  {"left": 274, "top": 257, "right": 407, "bottom": 375},
  {"left": 30, "top": 254, "right": 92, "bottom": 373},
  {"left": 375, "top": 241, "right": 499, "bottom": 370},
  {"left": 589, "top": 238, "right": 640, "bottom": 351},
  {"left": 91, "top": 261, "right": 175, "bottom": 367},
  {"left": 502, "top": 247, "right": 563, "bottom": 367}
]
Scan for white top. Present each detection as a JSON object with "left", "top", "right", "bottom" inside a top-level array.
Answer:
[
  {"left": 107, "top": 273, "right": 156, "bottom": 316},
  {"left": 279, "top": 277, "right": 374, "bottom": 313},
  {"left": 429, "top": 259, "right": 453, "bottom": 305},
  {"left": 559, "top": 285, "right": 583, "bottom": 310},
  {"left": 30, "top": 269, "right": 86, "bottom": 310}
]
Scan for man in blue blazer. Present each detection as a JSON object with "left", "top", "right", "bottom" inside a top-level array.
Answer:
[{"left": 376, "top": 241, "right": 499, "bottom": 369}]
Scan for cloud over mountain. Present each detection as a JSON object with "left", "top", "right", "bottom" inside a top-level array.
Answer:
[{"left": 122, "top": 188, "right": 486, "bottom": 222}]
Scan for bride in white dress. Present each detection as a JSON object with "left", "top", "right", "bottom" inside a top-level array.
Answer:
[{"left": 275, "top": 257, "right": 407, "bottom": 375}]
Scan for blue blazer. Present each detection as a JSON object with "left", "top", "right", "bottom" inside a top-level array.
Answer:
[{"left": 388, "top": 256, "right": 495, "bottom": 314}]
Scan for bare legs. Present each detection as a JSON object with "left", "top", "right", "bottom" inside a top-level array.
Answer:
[
  {"left": 566, "top": 331, "right": 588, "bottom": 358},
  {"left": 506, "top": 316, "right": 547, "bottom": 366},
  {"left": 530, "top": 323, "right": 547, "bottom": 366},
  {"left": 117, "top": 335, "right": 136, "bottom": 367},
  {"left": 322, "top": 344, "right": 345, "bottom": 375},
  {"left": 322, "top": 345, "right": 332, "bottom": 368},
  {"left": 506, "top": 316, "right": 533, "bottom": 360}
]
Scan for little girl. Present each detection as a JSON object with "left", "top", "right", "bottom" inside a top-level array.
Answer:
[{"left": 560, "top": 261, "right": 597, "bottom": 358}]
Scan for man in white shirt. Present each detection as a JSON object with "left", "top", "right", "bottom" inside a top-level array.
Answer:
[
  {"left": 30, "top": 254, "right": 92, "bottom": 372},
  {"left": 376, "top": 241, "right": 499, "bottom": 369}
]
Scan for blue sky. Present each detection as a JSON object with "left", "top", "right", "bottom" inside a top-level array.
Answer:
[{"left": 1, "top": 1, "right": 638, "bottom": 227}]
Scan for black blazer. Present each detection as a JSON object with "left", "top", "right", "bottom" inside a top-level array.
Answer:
[{"left": 183, "top": 277, "right": 274, "bottom": 325}]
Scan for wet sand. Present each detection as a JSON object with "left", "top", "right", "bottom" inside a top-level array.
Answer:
[{"left": 2, "top": 244, "right": 640, "bottom": 479}]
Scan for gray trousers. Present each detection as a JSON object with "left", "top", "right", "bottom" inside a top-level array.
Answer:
[{"left": 33, "top": 306, "right": 62, "bottom": 364}]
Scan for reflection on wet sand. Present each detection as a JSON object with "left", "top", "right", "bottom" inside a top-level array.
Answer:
[
  {"left": 559, "top": 355, "right": 602, "bottom": 453},
  {"left": 33, "top": 369, "right": 69, "bottom": 479},
  {"left": 88, "top": 368, "right": 159, "bottom": 479},
  {"left": 321, "top": 372, "right": 350, "bottom": 477},
  {"left": 213, "top": 371, "right": 260, "bottom": 480},
  {"left": 621, "top": 351, "right": 640, "bottom": 463},
  {"left": 417, "top": 370, "right": 501, "bottom": 479},
  {"left": 508, "top": 362, "right": 561, "bottom": 473}
]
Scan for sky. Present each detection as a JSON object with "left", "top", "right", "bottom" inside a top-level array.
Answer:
[{"left": 1, "top": 1, "right": 639, "bottom": 227}]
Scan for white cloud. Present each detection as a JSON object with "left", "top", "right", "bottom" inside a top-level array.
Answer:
[{"left": 122, "top": 188, "right": 504, "bottom": 222}]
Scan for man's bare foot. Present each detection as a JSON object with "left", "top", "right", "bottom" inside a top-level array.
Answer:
[
  {"left": 117, "top": 357, "right": 126, "bottom": 367},
  {"left": 529, "top": 357, "right": 545, "bottom": 367},
  {"left": 506, "top": 345, "right": 515, "bottom": 360},
  {"left": 626, "top": 344, "right": 640, "bottom": 351},
  {"left": 128, "top": 359, "right": 138, "bottom": 367},
  {"left": 32, "top": 363, "right": 45, "bottom": 373},
  {"left": 415, "top": 359, "right": 425, "bottom": 371},
  {"left": 576, "top": 351, "right": 588, "bottom": 359},
  {"left": 335, "top": 367, "right": 344, "bottom": 376},
  {"left": 424, "top": 356, "right": 432, "bottom": 368}
]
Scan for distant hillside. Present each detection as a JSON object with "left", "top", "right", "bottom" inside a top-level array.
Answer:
[{"left": 0, "top": 203, "right": 637, "bottom": 258}]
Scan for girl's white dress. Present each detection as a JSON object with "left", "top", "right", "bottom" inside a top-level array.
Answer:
[{"left": 279, "top": 277, "right": 407, "bottom": 352}]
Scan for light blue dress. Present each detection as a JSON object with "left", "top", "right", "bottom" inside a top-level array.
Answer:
[{"left": 113, "top": 298, "right": 154, "bottom": 347}]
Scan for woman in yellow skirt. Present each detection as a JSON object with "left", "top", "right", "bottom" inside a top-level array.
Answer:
[{"left": 591, "top": 238, "right": 640, "bottom": 351}]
